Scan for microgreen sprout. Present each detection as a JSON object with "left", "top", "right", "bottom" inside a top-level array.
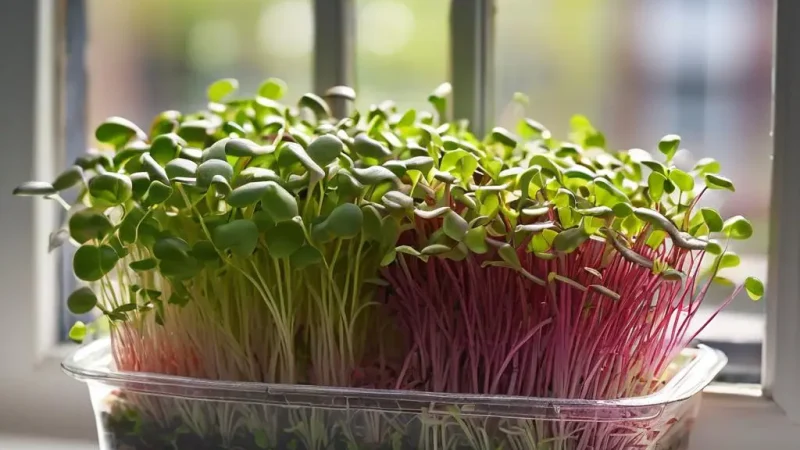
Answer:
[
  {"left": 380, "top": 109, "right": 764, "bottom": 400},
  {"left": 15, "top": 79, "right": 763, "bottom": 449}
]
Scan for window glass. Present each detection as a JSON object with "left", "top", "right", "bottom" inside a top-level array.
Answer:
[
  {"left": 85, "top": 0, "right": 312, "bottom": 128},
  {"left": 495, "top": 0, "right": 773, "bottom": 375},
  {"left": 354, "top": 0, "right": 449, "bottom": 111}
]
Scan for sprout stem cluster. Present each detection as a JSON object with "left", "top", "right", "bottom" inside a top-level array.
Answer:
[{"left": 15, "top": 78, "right": 762, "bottom": 403}]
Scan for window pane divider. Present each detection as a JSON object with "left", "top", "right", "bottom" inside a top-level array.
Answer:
[
  {"left": 763, "top": 0, "right": 800, "bottom": 424},
  {"left": 313, "top": 0, "right": 355, "bottom": 118},
  {"left": 449, "top": 0, "right": 495, "bottom": 137}
]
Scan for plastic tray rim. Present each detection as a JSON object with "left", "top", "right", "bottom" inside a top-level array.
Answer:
[{"left": 62, "top": 338, "right": 726, "bottom": 416}]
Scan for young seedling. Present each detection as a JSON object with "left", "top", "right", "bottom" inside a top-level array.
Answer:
[{"left": 15, "top": 79, "right": 762, "bottom": 450}]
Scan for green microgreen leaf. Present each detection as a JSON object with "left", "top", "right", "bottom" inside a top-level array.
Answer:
[
  {"left": 637, "top": 160, "right": 666, "bottom": 177},
  {"left": 207, "top": 78, "right": 239, "bottom": 103},
  {"left": 361, "top": 205, "right": 383, "bottom": 242},
  {"left": 69, "top": 208, "right": 113, "bottom": 244},
  {"left": 260, "top": 181, "right": 298, "bottom": 222},
  {"left": 647, "top": 172, "right": 666, "bottom": 202},
  {"left": 351, "top": 166, "right": 400, "bottom": 186},
  {"left": 165, "top": 158, "right": 198, "bottom": 180},
  {"left": 658, "top": 134, "right": 680, "bottom": 161},
  {"left": 380, "top": 248, "right": 397, "bottom": 266},
  {"left": 213, "top": 219, "right": 259, "bottom": 257},
  {"left": 464, "top": 226, "right": 488, "bottom": 254},
  {"left": 210, "top": 174, "right": 232, "bottom": 198},
  {"left": 191, "top": 240, "right": 219, "bottom": 261},
  {"left": 645, "top": 230, "right": 668, "bottom": 250},
  {"left": 67, "top": 286, "right": 97, "bottom": 315},
  {"left": 353, "top": 134, "right": 391, "bottom": 159},
  {"left": 150, "top": 110, "right": 181, "bottom": 137},
  {"left": 141, "top": 153, "right": 169, "bottom": 185},
  {"left": 313, "top": 203, "right": 363, "bottom": 242},
  {"left": 443, "top": 210, "right": 469, "bottom": 241},
  {"left": 68, "top": 321, "right": 87, "bottom": 343},
  {"left": 129, "top": 258, "right": 157, "bottom": 272},
  {"left": 118, "top": 206, "right": 145, "bottom": 244},
  {"left": 129, "top": 172, "right": 151, "bottom": 198},
  {"left": 159, "top": 257, "right": 201, "bottom": 280},
  {"left": 382, "top": 190, "right": 414, "bottom": 210},
  {"left": 299, "top": 93, "right": 331, "bottom": 119},
  {"left": 258, "top": 78, "right": 287, "bottom": 100},
  {"left": 490, "top": 127, "right": 518, "bottom": 148},
  {"left": 88, "top": 173, "right": 132, "bottom": 207},
  {"left": 277, "top": 142, "right": 325, "bottom": 185},
  {"left": 202, "top": 138, "right": 229, "bottom": 162},
  {"left": 717, "top": 251, "right": 741, "bottom": 269},
  {"left": 225, "top": 181, "right": 267, "bottom": 208},
  {"left": 142, "top": 181, "right": 173, "bottom": 206},
  {"left": 694, "top": 158, "right": 721, "bottom": 175},
  {"left": 421, "top": 244, "right": 452, "bottom": 256},
  {"left": 700, "top": 208, "right": 723, "bottom": 232},
  {"left": 290, "top": 245, "right": 323, "bottom": 269},
  {"left": 265, "top": 220, "right": 305, "bottom": 258},
  {"left": 553, "top": 227, "right": 589, "bottom": 253},
  {"left": 745, "top": 276, "right": 764, "bottom": 301},
  {"left": 612, "top": 202, "right": 633, "bottom": 217},
  {"left": 178, "top": 120, "right": 213, "bottom": 146},
  {"left": 722, "top": 215, "right": 753, "bottom": 239},
  {"left": 307, "top": 134, "right": 344, "bottom": 166},
  {"left": 225, "top": 138, "right": 268, "bottom": 157},
  {"left": 518, "top": 118, "right": 550, "bottom": 140},
  {"left": 73, "top": 244, "right": 119, "bottom": 281},
  {"left": 705, "top": 239, "right": 723, "bottom": 255},
  {"left": 704, "top": 173, "right": 735, "bottom": 191},
  {"left": 197, "top": 159, "right": 233, "bottom": 190},
  {"left": 150, "top": 133, "right": 184, "bottom": 165},
  {"left": 668, "top": 169, "right": 694, "bottom": 192},
  {"left": 153, "top": 236, "right": 191, "bottom": 261},
  {"left": 52, "top": 166, "right": 85, "bottom": 191},
  {"left": 325, "top": 85, "right": 356, "bottom": 102},
  {"left": 594, "top": 177, "right": 630, "bottom": 206},
  {"left": 13, "top": 181, "right": 56, "bottom": 196},
  {"left": 428, "top": 82, "right": 452, "bottom": 121},
  {"left": 563, "top": 165, "right": 595, "bottom": 181},
  {"left": 95, "top": 116, "right": 146, "bottom": 148}
]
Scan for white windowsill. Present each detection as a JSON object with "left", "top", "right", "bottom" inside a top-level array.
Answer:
[
  {"left": 0, "top": 435, "right": 95, "bottom": 450},
  {"left": 690, "top": 392, "right": 800, "bottom": 449}
]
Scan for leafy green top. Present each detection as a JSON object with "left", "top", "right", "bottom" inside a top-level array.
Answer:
[{"left": 13, "top": 78, "right": 764, "bottom": 338}]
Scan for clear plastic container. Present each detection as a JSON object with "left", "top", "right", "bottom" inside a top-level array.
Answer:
[{"left": 63, "top": 338, "right": 725, "bottom": 450}]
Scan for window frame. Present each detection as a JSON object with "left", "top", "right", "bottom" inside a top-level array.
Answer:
[
  {"left": 763, "top": 0, "right": 800, "bottom": 423},
  {"left": 0, "top": 0, "right": 797, "bottom": 444},
  {"left": 0, "top": 0, "right": 95, "bottom": 439}
]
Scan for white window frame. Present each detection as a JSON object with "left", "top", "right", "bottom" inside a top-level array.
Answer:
[
  {"left": 0, "top": 0, "right": 798, "bottom": 447},
  {"left": 762, "top": 0, "right": 800, "bottom": 425},
  {"left": 0, "top": 0, "right": 95, "bottom": 439}
]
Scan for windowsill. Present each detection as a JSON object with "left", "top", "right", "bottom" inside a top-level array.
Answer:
[
  {"left": 0, "top": 435, "right": 95, "bottom": 450},
  {"left": 689, "top": 391, "right": 800, "bottom": 449}
]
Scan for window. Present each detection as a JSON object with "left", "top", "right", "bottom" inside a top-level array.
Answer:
[
  {"left": 494, "top": 0, "right": 773, "bottom": 383},
  {"left": 2, "top": 0, "right": 799, "bottom": 446},
  {"left": 354, "top": 0, "right": 449, "bottom": 111}
]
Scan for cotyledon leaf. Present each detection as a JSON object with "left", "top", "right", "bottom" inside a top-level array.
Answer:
[
  {"left": 277, "top": 142, "right": 325, "bottom": 186},
  {"left": 260, "top": 181, "right": 298, "bottom": 223}
]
